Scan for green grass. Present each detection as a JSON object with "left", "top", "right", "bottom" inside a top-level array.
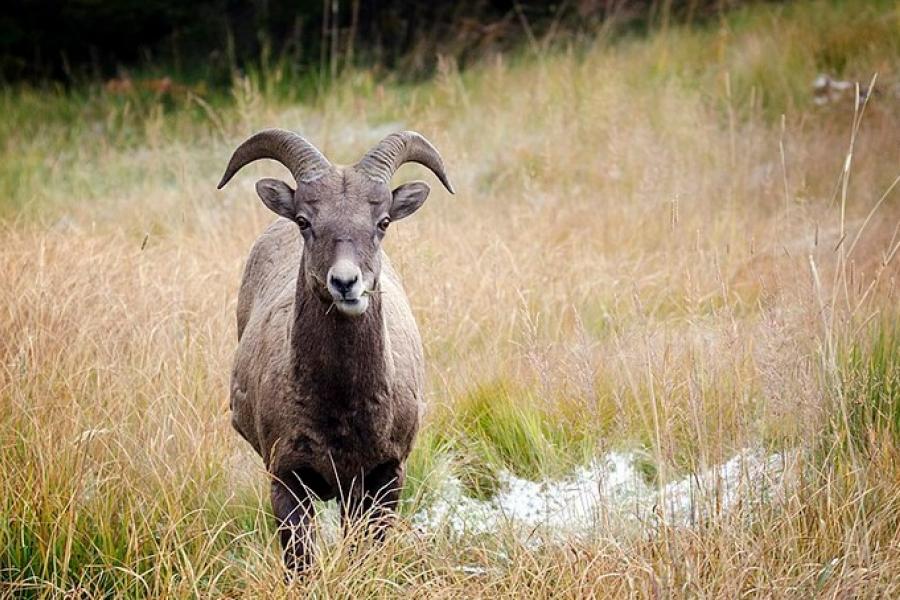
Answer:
[
  {"left": 403, "top": 382, "right": 602, "bottom": 502},
  {"left": 838, "top": 321, "right": 900, "bottom": 453}
]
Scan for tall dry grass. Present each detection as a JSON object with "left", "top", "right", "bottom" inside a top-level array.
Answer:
[{"left": 2, "top": 0, "right": 899, "bottom": 596}]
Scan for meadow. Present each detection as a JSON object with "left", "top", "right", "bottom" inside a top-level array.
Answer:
[{"left": 1, "top": 0, "right": 899, "bottom": 596}]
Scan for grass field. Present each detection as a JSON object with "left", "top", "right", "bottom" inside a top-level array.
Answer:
[{"left": 2, "top": 0, "right": 900, "bottom": 596}]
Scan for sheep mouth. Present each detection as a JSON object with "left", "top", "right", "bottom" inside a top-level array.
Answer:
[{"left": 331, "top": 295, "right": 370, "bottom": 317}]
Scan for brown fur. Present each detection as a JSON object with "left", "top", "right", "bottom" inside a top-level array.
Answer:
[
  {"left": 220, "top": 129, "right": 452, "bottom": 572},
  {"left": 230, "top": 216, "right": 424, "bottom": 495}
]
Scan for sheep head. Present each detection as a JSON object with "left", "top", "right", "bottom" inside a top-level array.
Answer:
[{"left": 218, "top": 128, "right": 454, "bottom": 317}]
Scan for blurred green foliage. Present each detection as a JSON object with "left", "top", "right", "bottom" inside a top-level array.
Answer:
[{"left": 2, "top": 0, "right": 746, "bottom": 84}]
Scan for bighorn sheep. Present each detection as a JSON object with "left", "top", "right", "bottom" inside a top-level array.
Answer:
[{"left": 218, "top": 128, "right": 453, "bottom": 571}]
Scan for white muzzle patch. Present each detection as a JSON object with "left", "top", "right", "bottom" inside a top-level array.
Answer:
[{"left": 327, "top": 259, "right": 369, "bottom": 317}]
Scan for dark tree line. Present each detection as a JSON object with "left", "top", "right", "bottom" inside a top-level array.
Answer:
[{"left": 0, "top": 0, "right": 740, "bottom": 84}]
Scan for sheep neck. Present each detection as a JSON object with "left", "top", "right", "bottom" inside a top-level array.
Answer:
[{"left": 289, "top": 270, "right": 390, "bottom": 407}]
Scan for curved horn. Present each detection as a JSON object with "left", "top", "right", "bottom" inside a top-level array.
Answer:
[
  {"left": 355, "top": 131, "right": 455, "bottom": 194},
  {"left": 217, "top": 128, "right": 331, "bottom": 189}
]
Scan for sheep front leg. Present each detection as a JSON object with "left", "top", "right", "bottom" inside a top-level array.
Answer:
[
  {"left": 341, "top": 460, "right": 404, "bottom": 542},
  {"left": 270, "top": 478, "right": 316, "bottom": 574}
]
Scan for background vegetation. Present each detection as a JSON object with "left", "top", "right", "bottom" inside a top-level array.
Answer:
[
  {"left": 2, "top": 0, "right": 735, "bottom": 82},
  {"left": 1, "top": 0, "right": 899, "bottom": 596}
]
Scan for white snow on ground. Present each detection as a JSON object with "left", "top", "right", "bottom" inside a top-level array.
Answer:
[
  {"left": 414, "top": 448, "right": 792, "bottom": 541},
  {"left": 225, "top": 444, "right": 794, "bottom": 543}
]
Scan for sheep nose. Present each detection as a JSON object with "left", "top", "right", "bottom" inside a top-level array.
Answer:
[
  {"left": 330, "top": 273, "right": 358, "bottom": 296},
  {"left": 327, "top": 260, "right": 362, "bottom": 299}
]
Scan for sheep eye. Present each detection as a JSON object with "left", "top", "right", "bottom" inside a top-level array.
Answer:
[
  {"left": 297, "top": 217, "right": 311, "bottom": 231},
  {"left": 377, "top": 217, "right": 391, "bottom": 232}
]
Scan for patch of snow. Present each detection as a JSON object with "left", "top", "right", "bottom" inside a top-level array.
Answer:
[{"left": 414, "top": 448, "right": 793, "bottom": 541}]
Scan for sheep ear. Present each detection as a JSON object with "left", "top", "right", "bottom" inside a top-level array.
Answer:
[
  {"left": 389, "top": 181, "right": 430, "bottom": 221},
  {"left": 255, "top": 178, "right": 296, "bottom": 219}
]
